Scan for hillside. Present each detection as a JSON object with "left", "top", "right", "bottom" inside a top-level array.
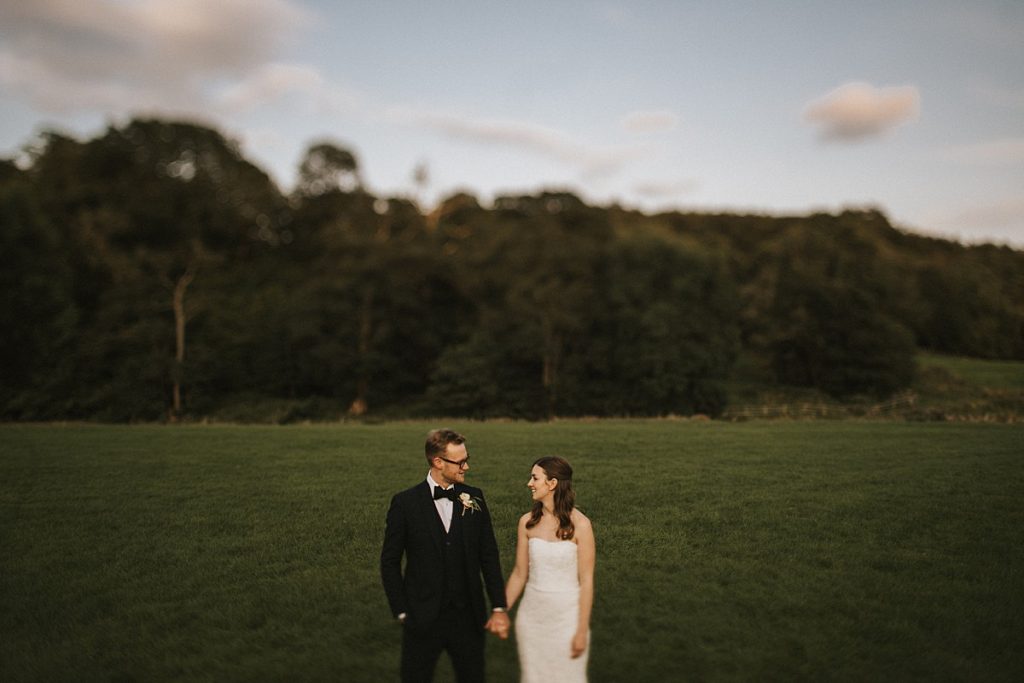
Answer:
[{"left": 2, "top": 118, "right": 1022, "bottom": 421}]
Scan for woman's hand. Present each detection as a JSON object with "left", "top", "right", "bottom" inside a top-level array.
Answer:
[{"left": 570, "top": 630, "right": 588, "bottom": 658}]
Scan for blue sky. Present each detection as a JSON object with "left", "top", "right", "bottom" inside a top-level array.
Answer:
[{"left": 1, "top": 0, "right": 1022, "bottom": 245}]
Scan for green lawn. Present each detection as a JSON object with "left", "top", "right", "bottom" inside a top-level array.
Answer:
[
  {"left": 1, "top": 421, "right": 1022, "bottom": 682},
  {"left": 917, "top": 352, "right": 1024, "bottom": 390}
]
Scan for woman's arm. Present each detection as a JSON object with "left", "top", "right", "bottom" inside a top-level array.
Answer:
[
  {"left": 571, "top": 512, "right": 595, "bottom": 658},
  {"left": 504, "top": 513, "right": 531, "bottom": 609}
]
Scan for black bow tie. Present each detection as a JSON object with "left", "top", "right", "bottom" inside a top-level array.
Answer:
[{"left": 434, "top": 487, "right": 457, "bottom": 502}]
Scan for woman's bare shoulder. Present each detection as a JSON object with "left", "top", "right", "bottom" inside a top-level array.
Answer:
[{"left": 571, "top": 508, "right": 592, "bottom": 528}]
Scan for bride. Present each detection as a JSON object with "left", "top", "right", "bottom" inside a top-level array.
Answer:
[{"left": 503, "top": 456, "right": 595, "bottom": 683}]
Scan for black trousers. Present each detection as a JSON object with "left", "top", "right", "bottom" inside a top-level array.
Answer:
[{"left": 400, "top": 604, "right": 485, "bottom": 683}]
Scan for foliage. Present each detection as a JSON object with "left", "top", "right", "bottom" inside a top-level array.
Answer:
[
  {"left": 770, "top": 267, "right": 916, "bottom": 398},
  {"left": 0, "top": 145, "right": 80, "bottom": 418},
  {"left": 296, "top": 141, "right": 362, "bottom": 196},
  {"left": 1, "top": 119, "right": 1022, "bottom": 420}
]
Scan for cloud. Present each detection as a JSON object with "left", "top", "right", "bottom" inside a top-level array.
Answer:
[
  {"left": 631, "top": 179, "right": 698, "bottom": 199},
  {"left": 216, "top": 62, "right": 363, "bottom": 116},
  {"left": 0, "top": 48, "right": 161, "bottom": 113},
  {"left": 218, "top": 63, "right": 324, "bottom": 113},
  {"left": 925, "top": 197, "right": 1024, "bottom": 246},
  {"left": 0, "top": 0, "right": 310, "bottom": 112},
  {"left": 0, "top": 0, "right": 666, "bottom": 189},
  {"left": 393, "top": 108, "right": 647, "bottom": 178},
  {"left": 803, "top": 82, "right": 920, "bottom": 142},
  {"left": 621, "top": 110, "right": 678, "bottom": 134},
  {"left": 943, "top": 198, "right": 1024, "bottom": 230},
  {"left": 945, "top": 138, "right": 1024, "bottom": 165}
]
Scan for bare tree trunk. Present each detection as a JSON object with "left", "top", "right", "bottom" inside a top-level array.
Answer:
[
  {"left": 348, "top": 285, "right": 375, "bottom": 416},
  {"left": 170, "top": 266, "right": 196, "bottom": 422}
]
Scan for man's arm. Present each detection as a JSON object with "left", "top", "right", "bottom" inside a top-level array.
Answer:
[
  {"left": 475, "top": 490, "right": 511, "bottom": 637},
  {"left": 475, "top": 491, "right": 507, "bottom": 611},
  {"left": 380, "top": 493, "right": 408, "bottom": 619}
]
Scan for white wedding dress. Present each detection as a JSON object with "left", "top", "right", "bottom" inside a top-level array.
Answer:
[{"left": 515, "top": 538, "right": 588, "bottom": 682}]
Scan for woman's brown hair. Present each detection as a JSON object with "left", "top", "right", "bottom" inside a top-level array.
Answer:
[{"left": 525, "top": 456, "right": 576, "bottom": 541}]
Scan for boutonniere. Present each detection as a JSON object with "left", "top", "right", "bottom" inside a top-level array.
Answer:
[{"left": 458, "top": 492, "right": 482, "bottom": 516}]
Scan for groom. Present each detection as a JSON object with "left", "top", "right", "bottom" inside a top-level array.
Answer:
[{"left": 381, "top": 429, "right": 510, "bottom": 682}]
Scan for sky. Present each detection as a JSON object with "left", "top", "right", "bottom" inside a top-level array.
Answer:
[{"left": 1, "top": 0, "right": 1022, "bottom": 246}]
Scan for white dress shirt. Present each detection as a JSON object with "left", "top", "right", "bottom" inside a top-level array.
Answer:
[{"left": 427, "top": 473, "right": 454, "bottom": 532}]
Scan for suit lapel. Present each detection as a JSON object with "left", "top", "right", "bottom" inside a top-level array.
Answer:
[
  {"left": 451, "top": 485, "right": 471, "bottom": 544},
  {"left": 417, "top": 481, "right": 446, "bottom": 552},
  {"left": 450, "top": 486, "right": 462, "bottom": 534}
]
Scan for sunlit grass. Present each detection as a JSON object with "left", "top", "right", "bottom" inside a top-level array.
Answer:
[
  {"left": 1, "top": 421, "right": 1022, "bottom": 681},
  {"left": 917, "top": 352, "right": 1024, "bottom": 390}
]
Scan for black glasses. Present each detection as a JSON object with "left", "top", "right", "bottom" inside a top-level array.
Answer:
[{"left": 439, "top": 456, "right": 470, "bottom": 469}]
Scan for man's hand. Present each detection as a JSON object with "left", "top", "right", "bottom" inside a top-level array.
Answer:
[{"left": 485, "top": 611, "right": 510, "bottom": 639}]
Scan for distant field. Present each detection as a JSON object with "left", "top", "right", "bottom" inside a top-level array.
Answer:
[
  {"left": 723, "top": 351, "right": 1024, "bottom": 421},
  {"left": 1, "top": 421, "right": 1022, "bottom": 682},
  {"left": 917, "top": 352, "right": 1024, "bottom": 390}
]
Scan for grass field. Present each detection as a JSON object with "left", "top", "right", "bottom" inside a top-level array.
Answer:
[
  {"left": 722, "top": 352, "right": 1024, "bottom": 422},
  {"left": 917, "top": 352, "right": 1024, "bottom": 391},
  {"left": 1, "top": 421, "right": 1022, "bottom": 682}
]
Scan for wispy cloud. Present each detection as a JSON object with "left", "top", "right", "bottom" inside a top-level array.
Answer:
[
  {"left": 944, "top": 138, "right": 1024, "bottom": 165},
  {"left": 803, "top": 82, "right": 920, "bottom": 142},
  {"left": 955, "top": 198, "right": 1024, "bottom": 229},
  {"left": 392, "top": 108, "right": 647, "bottom": 178},
  {"left": 216, "top": 62, "right": 363, "bottom": 116},
  {"left": 0, "top": 49, "right": 161, "bottom": 113},
  {"left": 926, "top": 197, "right": 1024, "bottom": 245},
  {"left": 0, "top": 0, "right": 310, "bottom": 112},
  {"left": 631, "top": 179, "right": 697, "bottom": 199},
  {"left": 621, "top": 110, "right": 678, "bottom": 134},
  {"left": 0, "top": 1, "right": 645, "bottom": 181}
]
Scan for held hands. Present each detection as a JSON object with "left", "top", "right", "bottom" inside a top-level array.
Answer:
[
  {"left": 485, "top": 610, "right": 510, "bottom": 639},
  {"left": 570, "top": 630, "right": 588, "bottom": 659}
]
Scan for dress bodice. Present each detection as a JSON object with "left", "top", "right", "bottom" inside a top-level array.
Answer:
[
  {"left": 527, "top": 537, "right": 579, "bottom": 592},
  {"left": 518, "top": 537, "right": 588, "bottom": 681}
]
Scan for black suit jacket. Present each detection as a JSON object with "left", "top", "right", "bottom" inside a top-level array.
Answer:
[{"left": 380, "top": 480, "right": 506, "bottom": 628}]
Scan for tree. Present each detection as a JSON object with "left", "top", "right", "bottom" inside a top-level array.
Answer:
[
  {"left": 451, "top": 192, "right": 611, "bottom": 418},
  {"left": 288, "top": 181, "right": 461, "bottom": 415},
  {"left": 0, "top": 169, "right": 78, "bottom": 417},
  {"left": 296, "top": 142, "right": 362, "bottom": 196},
  {"left": 428, "top": 194, "right": 741, "bottom": 418},
  {"left": 26, "top": 119, "right": 285, "bottom": 419},
  {"left": 770, "top": 264, "right": 915, "bottom": 397},
  {"left": 575, "top": 235, "right": 740, "bottom": 416},
  {"left": 3, "top": 118, "right": 1021, "bottom": 422}
]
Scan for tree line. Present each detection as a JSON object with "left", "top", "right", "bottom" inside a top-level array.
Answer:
[{"left": 2, "top": 118, "right": 1021, "bottom": 421}]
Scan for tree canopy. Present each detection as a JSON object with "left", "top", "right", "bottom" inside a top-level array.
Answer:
[{"left": 2, "top": 119, "right": 1021, "bottom": 421}]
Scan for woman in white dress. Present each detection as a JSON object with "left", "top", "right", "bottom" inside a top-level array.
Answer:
[{"left": 504, "top": 457, "right": 595, "bottom": 683}]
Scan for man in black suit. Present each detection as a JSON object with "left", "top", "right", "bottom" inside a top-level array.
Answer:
[{"left": 381, "top": 429, "right": 510, "bottom": 682}]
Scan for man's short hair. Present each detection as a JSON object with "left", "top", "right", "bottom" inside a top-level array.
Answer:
[{"left": 425, "top": 428, "right": 465, "bottom": 464}]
